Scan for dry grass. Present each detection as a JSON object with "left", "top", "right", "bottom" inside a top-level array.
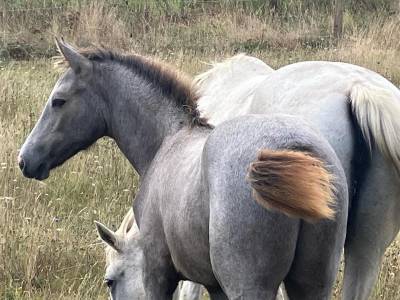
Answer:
[
  {"left": 0, "top": 60, "right": 139, "bottom": 299},
  {"left": 0, "top": 1, "right": 399, "bottom": 299}
]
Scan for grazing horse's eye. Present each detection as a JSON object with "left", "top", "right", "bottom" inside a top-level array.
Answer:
[
  {"left": 104, "top": 278, "right": 114, "bottom": 289},
  {"left": 51, "top": 98, "right": 66, "bottom": 108}
]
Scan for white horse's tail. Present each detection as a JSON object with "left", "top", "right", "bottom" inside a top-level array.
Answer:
[{"left": 349, "top": 82, "right": 400, "bottom": 174}]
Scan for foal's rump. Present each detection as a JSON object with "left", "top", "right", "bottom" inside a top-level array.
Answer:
[
  {"left": 204, "top": 113, "right": 348, "bottom": 298},
  {"left": 204, "top": 113, "right": 347, "bottom": 222}
]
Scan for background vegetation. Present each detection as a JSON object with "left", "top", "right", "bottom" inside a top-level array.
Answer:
[{"left": 0, "top": 0, "right": 399, "bottom": 299}]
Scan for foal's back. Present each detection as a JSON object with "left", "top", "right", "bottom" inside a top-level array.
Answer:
[{"left": 203, "top": 114, "right": 348, "bottom": 299}]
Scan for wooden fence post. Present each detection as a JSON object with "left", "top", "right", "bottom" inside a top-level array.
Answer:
[
  {"left": 333, "top": 0, "right": 344, "bottom": 39},
  {"left": 390, "top": 0, "right": 400, "bottom": 14},
  {"left": 269, "top": 0, "right": 278, "bottom": 13}
]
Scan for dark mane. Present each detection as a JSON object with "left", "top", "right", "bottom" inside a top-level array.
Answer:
[{"left": 78, "top": 48, "right": 210, "bottom": 127}]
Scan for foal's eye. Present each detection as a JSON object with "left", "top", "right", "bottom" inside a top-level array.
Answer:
[
  {"left": 51, "top": 98, "right": 66, "bottom": 108},
  {"left": 104, "top": 278, "right": 114, "bottom": 289}
]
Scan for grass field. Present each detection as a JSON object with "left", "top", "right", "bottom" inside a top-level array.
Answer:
[{"left": 1, "top": 1, "right": 400, "bottom": 299}]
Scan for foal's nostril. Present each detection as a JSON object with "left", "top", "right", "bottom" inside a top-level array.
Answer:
[{"left": 18, "top": 156, "right": 25, "bottom": 171}]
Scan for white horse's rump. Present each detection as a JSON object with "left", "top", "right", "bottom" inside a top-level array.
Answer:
[{"left": 195, "top": 54, "right": 400, "bottom": 300}]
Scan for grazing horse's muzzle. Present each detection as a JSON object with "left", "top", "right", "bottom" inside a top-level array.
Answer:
[
  {"left": 18, "top": 151, "right": 50, "bottom": 180},
  {"left": 17, "top": 156, "right": 25, "bottom": 171}
]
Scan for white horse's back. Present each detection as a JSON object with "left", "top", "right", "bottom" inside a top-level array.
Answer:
[{"left": 195, "top": 53, "right": 273, "bottom": 89}]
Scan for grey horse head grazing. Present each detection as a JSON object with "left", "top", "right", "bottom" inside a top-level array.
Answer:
[
  {"left": 96, "top": 210, "right": 204, "bottom": 300},
  {"left": 95, "top": 209, "right": 145, "bottom": 300},
  {"left": 19, "top": 40, "right": 348, "bottom": 299}
]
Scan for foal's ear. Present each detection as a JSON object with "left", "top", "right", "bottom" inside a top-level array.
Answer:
[
  {"left": 55, "top": 37, "right": 92, "bottom": 77},
  {"left": 95, "top": 221, "right": 121, "bottom": 252},
  {"left": 117, "top": 208, "right": 135, "bottom": 236}
]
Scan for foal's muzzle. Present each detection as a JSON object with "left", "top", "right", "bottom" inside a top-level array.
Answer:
[{"left": 18, "top": 152, "right": 50, "bottom": 180}]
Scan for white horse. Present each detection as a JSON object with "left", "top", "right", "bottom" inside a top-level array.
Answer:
[{"left": 195, "top": 54, "right": 400, "bottom": 300}]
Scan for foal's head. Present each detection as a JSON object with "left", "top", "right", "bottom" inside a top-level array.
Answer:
[
  {"left": 18, "top": 38, "right": 107, "bottom": 180},
  {"left": 95, "top": 209, "right": 145, "bottom": 300},
  {"left": 18, "top": 38, "right": 206, "bottom": 180}
]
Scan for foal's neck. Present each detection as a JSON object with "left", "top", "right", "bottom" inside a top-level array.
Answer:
[{"left": 101, "top": 63, "right": 198, "bottom": 175}]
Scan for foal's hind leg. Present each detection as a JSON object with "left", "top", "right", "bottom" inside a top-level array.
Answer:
[
  {"left": 209, "top": 193, "right": 298, "bottom": 300},
  {"left": 284, "top": 170, "right": 348, "bottom": 300},
  {"left": 343, "top": 152, "right": 400, "bottom": 300},
  {"left": 284, "top": 215, "right": 347, "bottom": 300},
  {"left": 283, "top": 228, "right": 343, "bottom": 299}
]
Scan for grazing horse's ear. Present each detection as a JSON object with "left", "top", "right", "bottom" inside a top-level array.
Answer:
[
  {"left": 95, "top": 221, "right": 121, "bottom": 252},
  {"left": 117, "top": 208, "right": 135, "bottom": 236},
  {"left": 55, "top": 37, "right": 92, "bottom": 77}
]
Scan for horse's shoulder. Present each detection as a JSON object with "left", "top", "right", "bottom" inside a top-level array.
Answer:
[{"left": 195, "top": 54, "right": 273, "bottom": 92}]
